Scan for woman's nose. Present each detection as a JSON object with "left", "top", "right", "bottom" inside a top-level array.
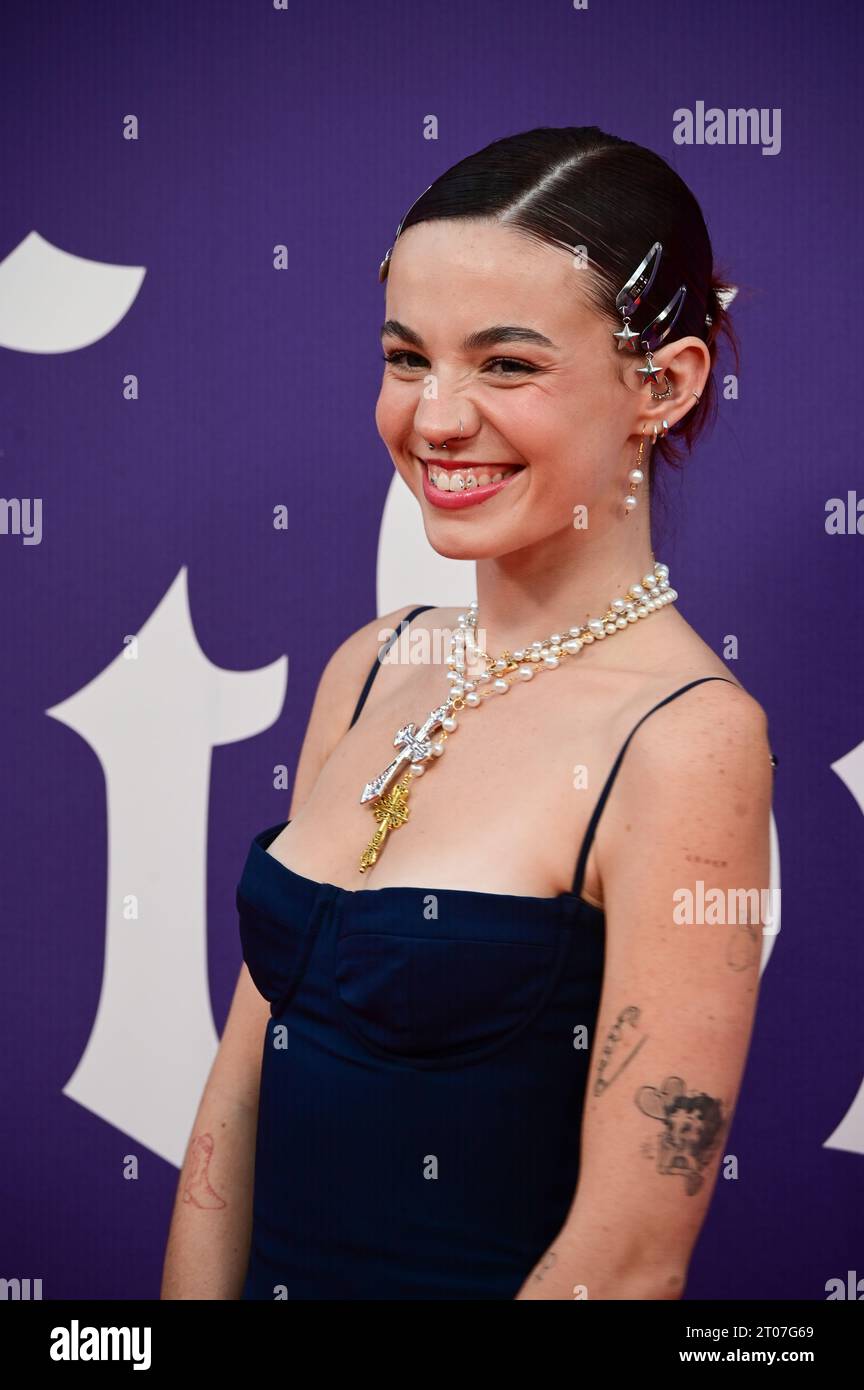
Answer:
[{"left": 414, "top": 413, "right": 469, "bottom": 451}]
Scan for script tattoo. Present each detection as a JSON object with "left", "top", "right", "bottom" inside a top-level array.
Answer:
[
  {"left": 530, "top": 1249, "right": 558, "bottom": 1282},
  {"left": 594, "top": 1005, "right": 648, "bottom": 1096},
  {"left": 635, "top": 1076, "right": 726, "bottom": 1196},
  {"left": 181, "top": 1132, "right": 226, "bottom": 1210}
]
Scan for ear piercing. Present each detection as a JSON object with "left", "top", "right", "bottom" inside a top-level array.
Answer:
[
  {"left": 613, "top": 243, "right": 716, "bottom": 518},
  {"left": 624, "top": 425, "right": 647, "bottom": 515}
]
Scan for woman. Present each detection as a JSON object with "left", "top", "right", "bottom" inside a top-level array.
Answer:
[{"left": 162, "top": 125, "right": 775, "bottom": 1300}]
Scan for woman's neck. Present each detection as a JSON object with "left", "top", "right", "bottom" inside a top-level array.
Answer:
[{"left": 471, "top": 528, "right": 660, "bottom": 655}]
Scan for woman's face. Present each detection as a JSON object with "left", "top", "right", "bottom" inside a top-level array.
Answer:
[{"left": 375, "top": 218, "right": 638, "bottom": 561}]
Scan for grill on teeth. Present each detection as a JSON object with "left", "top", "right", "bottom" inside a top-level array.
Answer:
[{"left": 428, "top": 465, "right": 518, "bottom": 491}]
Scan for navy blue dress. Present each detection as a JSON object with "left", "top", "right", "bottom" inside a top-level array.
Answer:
[{"left": 237, "top": 606, "right": 745, "bottom": 1300}]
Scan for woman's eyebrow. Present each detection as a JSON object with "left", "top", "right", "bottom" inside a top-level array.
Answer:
[{"left": 380, "top": 320, "right": 558, "bottom": 351}]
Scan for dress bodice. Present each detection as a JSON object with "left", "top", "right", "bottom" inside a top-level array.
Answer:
[{"left": 237, "top": 820, "right": 605, "bottom": 1299}]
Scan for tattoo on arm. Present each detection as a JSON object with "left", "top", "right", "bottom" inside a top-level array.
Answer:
[
  {"left": 635, "top": 1077, "right": 727, "bottom": 1196},
  {"left": 726, "top": 921, "right": 760, "bottom": 971},
  {"left": 726, "top": 897, "right": 762, "bottom": 971},
  {"left": 529, "top": 1249, "right": 558, "bottom": 1282},
  {"left": 181, "top": 1132, "right": 227, "bottom": 1209},
  {"left": 594, "top": 1005, "right": 648, "bottom": 1097}
]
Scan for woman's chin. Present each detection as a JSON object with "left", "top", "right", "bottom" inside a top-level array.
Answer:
[{"left": 420, "top": 523, "right": 512, "bottom": 562}]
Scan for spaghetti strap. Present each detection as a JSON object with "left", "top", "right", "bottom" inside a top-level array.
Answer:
[
  {"left": 571, "top": 675, "right": 741, "bottom": 898},
  {"left": 348, "top": 605, "right": 436, "bottom": 730}
]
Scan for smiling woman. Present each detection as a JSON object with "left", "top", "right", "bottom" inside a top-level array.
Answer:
[{"left": 162, "top": 125, "right": 775, "bottom": 1303}]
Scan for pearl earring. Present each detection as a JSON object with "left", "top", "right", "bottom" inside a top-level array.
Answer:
[
  {"left": 624, "top": 425, "right": 648, "bottom": 515},
  {"left": 624, "top": 420, "right": 671, "bottom": 516}
]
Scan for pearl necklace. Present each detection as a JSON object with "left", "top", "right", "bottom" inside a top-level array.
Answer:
[{"left": 357, "top": 561, "right": 677, "bottom": 872}]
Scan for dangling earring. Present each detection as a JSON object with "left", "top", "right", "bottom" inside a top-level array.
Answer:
[{"left": 624, "top": 424, "right": 648, "bottom": 516}]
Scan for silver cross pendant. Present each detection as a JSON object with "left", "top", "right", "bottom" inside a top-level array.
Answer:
[{"left": 360, "top": 703, "right": 452, "bottom": 804}]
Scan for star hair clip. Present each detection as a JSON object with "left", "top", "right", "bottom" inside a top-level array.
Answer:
[{"left": 612, "top": 241, "right": 688, "bottom": 397}]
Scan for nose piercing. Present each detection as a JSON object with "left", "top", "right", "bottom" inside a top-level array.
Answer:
[{"left": 426, "top": 418, "right": 463, "bottom": 450}]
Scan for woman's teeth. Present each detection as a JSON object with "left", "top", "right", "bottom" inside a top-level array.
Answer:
[{"left": 427, "top": 464, "right": 521, "bottom": 491}]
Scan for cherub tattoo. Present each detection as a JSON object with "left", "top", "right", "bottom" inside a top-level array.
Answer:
[
  {"left": 635, "top": 1077, "right": 726, "bottom": 1196},
  {"left": 181, "top": 1132, "right": 226, "bottom": 1209},
  {"left": 594, "top": 1005, "right": 647, "bottom": 1097}
]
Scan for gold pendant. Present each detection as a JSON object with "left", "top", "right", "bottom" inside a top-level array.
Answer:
[{"left": 358, "top": 777, "right": 412, "bottom": 873}]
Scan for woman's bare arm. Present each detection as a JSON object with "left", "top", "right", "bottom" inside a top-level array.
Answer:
[
  {"left": 160, "top": 605, "right": 421, "bottom": 1298},
  {"left": 160, "top": 964, "right": 272, "bottom": 1299},
  {"left": 515, "top": 681, "right": 774, "bottom": 1300}
]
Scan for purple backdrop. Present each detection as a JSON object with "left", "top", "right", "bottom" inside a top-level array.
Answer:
[{"left": 1, "top": 0, "right": 861, "bottom": 1300}]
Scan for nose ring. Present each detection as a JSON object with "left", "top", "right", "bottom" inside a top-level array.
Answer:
[{"left": 426, "top": 418, "right": 463, "bottom": 450}]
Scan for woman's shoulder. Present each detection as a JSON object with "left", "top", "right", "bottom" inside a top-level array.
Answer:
[
  {"left": 614, "top": 606, "right": 764, "bottom": 713},
  {"left": 315, "top": 603, "right": 441, "bottom": 708},
  {"left": 611, "top": 655, "right": 773, "bottom": 799},
  {"left": 590, "top": 643, "right": 774, "bottom": 901},
  {"left": 288, "top": 604, "right": 436, "bottom": 812},
  {"left": 570, "top": 608, "right": 774, "bottom": 790},
  {"left": 327, "top": 602, "right": 433, "bottom": 663}
]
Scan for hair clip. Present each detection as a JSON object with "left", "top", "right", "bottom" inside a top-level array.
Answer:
[
  {"left": 613, "top": 241, "right": 663, "bottom": 348},
  {"left": 378, "top": 183, "right": 434, "bottom": 282},
  {"left": 636, "top": 285, "right": 687, "bottom": 386},
  {"left": 613, "top": 241, "right": 687, "bottom": 394}
]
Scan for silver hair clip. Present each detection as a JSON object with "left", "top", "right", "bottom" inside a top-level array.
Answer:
[
  {"left": 613, "top": 241, "right": 687, "bottom": 399},
  {"left": 378, "top": 183, "right": 434, "bottom": 283},
  {"left": 613, "top": 241, "right": 663, "bottom": 348}
]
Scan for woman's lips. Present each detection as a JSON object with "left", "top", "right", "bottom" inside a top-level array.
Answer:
[{"left": 419, "top": 459, "right": 526, "bottom": 510}]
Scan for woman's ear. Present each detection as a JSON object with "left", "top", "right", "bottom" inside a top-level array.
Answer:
[{"left": 650, "top": 336, "right": 711, "bottom": 411}]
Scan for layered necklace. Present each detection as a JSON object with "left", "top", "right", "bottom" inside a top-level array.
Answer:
[{"left": 357, "top": 560, "right": 677, "bottom": 873}]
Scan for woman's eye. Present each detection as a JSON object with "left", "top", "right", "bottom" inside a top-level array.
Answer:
[
  {"left": 381, "top": 351, "right": 426, "bottom": 369},
  {"left": 485, "top": 357, "right": 537, "bottom": 375},
  {"left": 381, "top": 352, "right": 537, "bottom": 376}
]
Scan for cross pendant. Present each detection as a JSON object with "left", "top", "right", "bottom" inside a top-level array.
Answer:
[
  {"left": 358, "top": 777, "right": 412, "bottom": 874},
  {"left": 360, "top": 703, "right": 451, "bottom": 804}
]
